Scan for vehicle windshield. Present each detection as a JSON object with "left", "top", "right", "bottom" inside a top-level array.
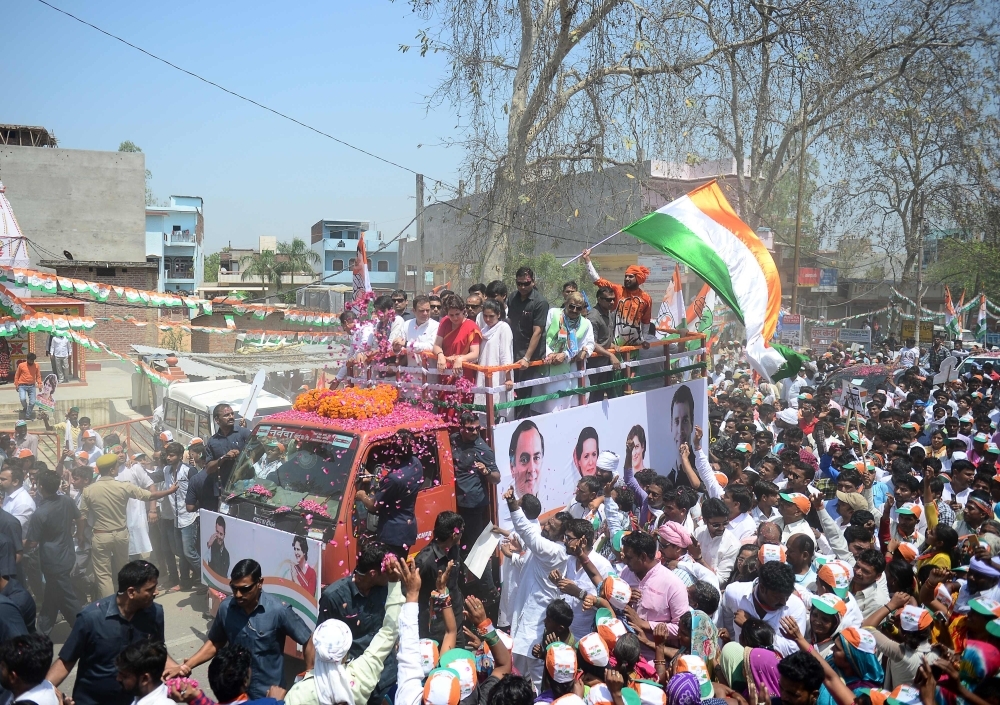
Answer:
[{"left": 223, "top": 426, "right": 358, "bottom": 520}]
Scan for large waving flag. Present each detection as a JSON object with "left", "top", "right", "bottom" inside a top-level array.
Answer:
[
  {"left": 352, "top": 232, "right": 372, "bottom": 299},
  {"left": 623, "top": 181, "right": 801, "bottom": 381},
  {"left": 655, "top": 265, "right": 686, "bottom": 337},
  {"left": 944, "top": 286, "right": 960, "bottom": 339}
]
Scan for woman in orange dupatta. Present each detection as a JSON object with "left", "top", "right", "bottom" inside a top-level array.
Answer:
[{"left": 433, "top": 294, "right": 483, "bottom": 415}]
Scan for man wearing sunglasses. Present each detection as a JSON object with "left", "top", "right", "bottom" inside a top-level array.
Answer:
[
  {"left": 587, "top": 285, "right": 622, "bottom": 400},
  {"left": 167, "top": 558, "right": 314, "bottom": 700},
  {"left": 391, "top": 290, "right": 413, "bottom": 321},
  {"left": 428, "top": 295, "right": 443, "bottom": 322},
  {"left": 506, "top": 267, "right": 549, "bottom": 419}
]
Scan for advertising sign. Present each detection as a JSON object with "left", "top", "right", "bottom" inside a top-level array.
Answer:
[
  {"left": 901, "top": 320, "right": 935, "bottom": 341},
  {"left": 798, "top": 268, "right": 820, "bottom": 286},
  {"left": 810, "top": 327, "right": 840, "bottom": 349},
  {"left": 813, "top": 268, "right": 839, "bottom": 293},
  {"left": 494, "top": 378, "right": 709, "bottom": 528},
  {"left": 837, "top": 328, "right": 872, "bottom": 346},
  {"left": 779, "top": 314, "right": 801, "bottom": 346},
  {"left": 200, "top": 511, "right": 322, "bottom": 627}
]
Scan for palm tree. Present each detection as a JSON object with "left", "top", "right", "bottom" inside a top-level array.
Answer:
[
  {"left": 239, "top": 250, "right": 282, "bottom": 291},
  {"left": 276, "top": 238, "right": 321, "bottom": 289}
]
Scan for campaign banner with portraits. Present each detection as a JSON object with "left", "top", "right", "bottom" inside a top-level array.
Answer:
[
  {"left": 494, "top": 377, "right": 709, "bottom": 528},
  {"left": 200, "top": 510, "right": 322, "bottom": 627}
]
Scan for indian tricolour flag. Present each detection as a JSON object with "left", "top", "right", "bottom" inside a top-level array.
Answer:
[
  {"left": 352, "top": 232, "right": 372, "bottom": 299},
  {"left": 623, "top": 181, "right": 802, "bottom": 381},
  {"left": 944, "top": 285, "right": 960, "bottom": 339},
  {"left": 977, "top": 294, "right": 987, "bottom": 342}
]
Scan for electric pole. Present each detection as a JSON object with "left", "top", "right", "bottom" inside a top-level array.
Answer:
[
  {"left": 791, "top": 78, "right": 808, "bottom": 314},
  {"left": 914, "top": 194, "right": 925, "bottom": 348},
  {"left": 416, "top": 174, "right": 425, "bottom": 295}
]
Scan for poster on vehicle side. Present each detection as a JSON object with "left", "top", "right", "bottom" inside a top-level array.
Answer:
[
  {"left": 200, "top": 511, "right": 322, "bottom": 627},
  {"left": 493, "top": 377, "right": 709, "bottom": 529}
]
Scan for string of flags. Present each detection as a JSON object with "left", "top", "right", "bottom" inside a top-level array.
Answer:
[
  {"left": 47, "top": 328, "right": 175, "bottom": 387},
  {"left": 0, "top": 267, "right": 214, "bottom": 314}
]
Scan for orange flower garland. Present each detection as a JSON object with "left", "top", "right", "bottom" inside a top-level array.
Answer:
[{"left": 293, "top": 385, "right": 399, "bottom": 420}]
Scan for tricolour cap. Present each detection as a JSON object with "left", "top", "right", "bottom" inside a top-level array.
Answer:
[
  {"left": 896, "top": 502, "right": 922, "bottom": 519},
  {"left": 840, "top": 627, "right": 877, "bottom": 654},
  {"left": 158, "top": 430, "right": 173, "bottom": 442},
  {"left": 577, "top": 632, "right": 610, "bottom": 667},
  {"left": 600, "top": 576, "right": 632, "bottom": 610},
  {"left": 895, "top": 543, "right": 919, "bottom": 565},
  {"left": 675, "top": 655, "right": 713, "bottom": 698},
  {"left": 778, "top": 492, "right": 811, "bottom": 514},
  {"left": 758, "top": 544, "right": 786, "bottom": 564},
  {"left": 545, "top": 642, "right": 577, "bottom": 684},
  {"left": 422, "top": 668, "right": 462, "bottom": 705},
  {"left": 811, "top": 593, "right": 847, "bottom": 618},
  {"left": 439, "top": 649, "right": 477, "bottom": 699},
  {"left": 595, "top": 608, "right": 627, "bottom": 647},
  {"left": 898, "top": 605, "right": 933, "bottom": 632},
  {"left": 630, "top": 680, "right": 667, "bottom": 705},
  {"left": 970, "top": 598, "right": 1000, "bottom": 618},
  {"left": 419, "top": 639, "right": 440, "bottom": 676},
  {"left": 817, "top": 561, "right": 852, "bottom": 598}
]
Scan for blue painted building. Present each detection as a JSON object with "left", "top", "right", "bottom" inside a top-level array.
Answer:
[
  {"left": 310, "top": 219, "right": 398, "bottom": 289},
  {"left": 146, "top": 195, "right": 204, "bottom": 294}
]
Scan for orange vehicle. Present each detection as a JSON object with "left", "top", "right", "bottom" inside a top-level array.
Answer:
[{"left": 217, "top": 403, "right": 457, "bottom": 583}]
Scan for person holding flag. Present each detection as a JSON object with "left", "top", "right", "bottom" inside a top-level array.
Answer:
[
  {"left": 944, "top": 285, "right": 960, "bottom": 340},
  {"left": 580, "top": 250, "right": 653, "bottom": 347}
]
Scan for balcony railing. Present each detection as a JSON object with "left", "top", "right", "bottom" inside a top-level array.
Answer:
[{"left": 169, "top": 230, "right": 197, "bottom": 244}]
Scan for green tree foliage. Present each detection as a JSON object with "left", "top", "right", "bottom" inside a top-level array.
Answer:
[
  {"left": 276, "top": 238, "right": 320, "bottom": 288},
  {"left": 203, "top": 252, "right": 220, "bottom": 282},
  {"left": 240, "top": 250, "right": 283, "bottom": 290},
  {"left": 506, "top": 249, "right": 595, "bottom": 304}
]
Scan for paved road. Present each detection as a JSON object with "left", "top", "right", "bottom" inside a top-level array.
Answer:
[
  {"left": 50, "top": 588, "right": 215, "bottom": 697},
  {"left": 50, "top": 586, "right": 307, "bottom": 699}
]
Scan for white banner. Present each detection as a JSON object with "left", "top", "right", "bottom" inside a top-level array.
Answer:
[
  {"left": 200, "top": 511, "right": 322, "bottom": 627},
  {"left": 494, "top": 378, "right": 709, "bottom": 528}
]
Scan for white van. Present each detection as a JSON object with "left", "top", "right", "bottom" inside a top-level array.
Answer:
[{"left": 161, "top": 380, "right": 293, "bottom": 446}]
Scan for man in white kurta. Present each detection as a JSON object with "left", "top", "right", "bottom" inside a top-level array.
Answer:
[{"left": 505, "top": 488, "right": 568, "bottom": 693}]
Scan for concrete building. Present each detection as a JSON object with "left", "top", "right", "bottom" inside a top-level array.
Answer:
[
  {"left": 201, "top": 236, "right": 319, "bottom": 301},
  {"left": 310, "top": 219, "right": 398, "bottom": 290},
  {"left": 0, "top": 144, "right": 147, "bottom": 266},
  {"left": 146, "top": 195, "right": 204, "bottom": 295},
  {"left": 399, "top": 159, "right": 746, "bottom": 299}
]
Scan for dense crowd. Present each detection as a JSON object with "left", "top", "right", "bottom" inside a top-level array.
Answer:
[{"left": 4, "top": 259, "right": 1000, "bottom": 705}]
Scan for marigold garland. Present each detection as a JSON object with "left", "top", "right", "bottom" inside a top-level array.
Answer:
[{"left": 293, "top": 384, "right": 400, "bottom": 420}]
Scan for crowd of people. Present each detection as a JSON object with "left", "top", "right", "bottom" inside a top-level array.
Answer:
[
  {"left": 5, "top": 261, "right": 1000, "bottom": 705},
  {"left": 335, "top": 253, "right": 653, "bottom": 416}
]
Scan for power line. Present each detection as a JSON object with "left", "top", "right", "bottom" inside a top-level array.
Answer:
[{"left": 32, "top": 0, "right": 610, "bottom": 249}]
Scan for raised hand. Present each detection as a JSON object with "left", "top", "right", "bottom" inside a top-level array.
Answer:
[{"left": 436, "top": 560, "right": 454, "bottom": 592}]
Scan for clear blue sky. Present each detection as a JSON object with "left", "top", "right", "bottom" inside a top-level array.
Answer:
[{"left": 5, "top": 0, "right": 462, "bottom": 251}]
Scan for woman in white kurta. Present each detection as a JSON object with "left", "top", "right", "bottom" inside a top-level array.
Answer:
[
  {"left": 474, "top": 300, "right": 514, "bottom": 422},
  {"left": 531, "top": 292, "right": 595, "bottom": 415}
]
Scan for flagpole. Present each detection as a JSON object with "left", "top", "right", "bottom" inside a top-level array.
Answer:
[{"left": 561, "top": 231, "right": 622, "bottom": 267}]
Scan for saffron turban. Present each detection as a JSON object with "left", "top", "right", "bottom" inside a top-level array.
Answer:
[{"left": 625, "top": 265, "right": 651, "bottom": 285}]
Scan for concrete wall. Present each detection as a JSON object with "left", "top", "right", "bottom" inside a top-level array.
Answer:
[{"left": 0, "top": 145, "right": 147, "bottom": 266}]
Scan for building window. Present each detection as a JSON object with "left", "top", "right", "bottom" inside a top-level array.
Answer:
[
  {"left": 95, "top": 267, "right": 116, "bottom": 277},
  {"left": 348, "top": 231, "right": 359, "bottom": 240},
  {"left": 376, "top": 260, "right": 389, "bottom": 272},
  {"left": 332, "top": 259, "right": 344, "bottom": 271},
  {"left": 349, "top": 258, "right": 356, "bottom": 268}
]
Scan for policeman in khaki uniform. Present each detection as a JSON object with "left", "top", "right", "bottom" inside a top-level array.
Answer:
[{"left": 78, "top": 454, "right": 178, "bottom": 599}]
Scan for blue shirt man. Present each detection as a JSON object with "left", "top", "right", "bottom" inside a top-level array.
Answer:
[{"left": 168, "top": 558, "right": 314, "bottom": 700}]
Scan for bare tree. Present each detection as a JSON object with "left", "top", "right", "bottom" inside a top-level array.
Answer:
[
  {"left": 400, "top": 0, "right": 790, "bottom": 279},
  {"left": 690, "top": 0, "right": 987, "bottom": 238},
  {"left": 833, "top": 43, "right": 999, "bottom": 292}
]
